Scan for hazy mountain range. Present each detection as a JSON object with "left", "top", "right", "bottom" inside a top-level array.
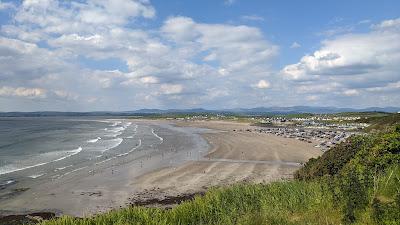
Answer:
[{"left": 0, "top": 106, "right": 399, "bottom": 117}]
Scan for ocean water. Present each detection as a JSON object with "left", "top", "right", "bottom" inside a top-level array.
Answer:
[
  {"left": 0, "top": 117, "right": 126, "bottom": 184},
  {"left": 0, "top": 117, "right": 209, "bottom": 192}
]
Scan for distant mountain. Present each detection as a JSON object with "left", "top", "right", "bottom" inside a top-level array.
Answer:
[
  {"left": 129, "top": 108, "right": 211, "bottom": 114},
  {"left": 126, "top": 106, "right": 400, "bottom": 115},
  {"left": 0, "top": 106, "right": 399, "bottom": 117},
  {"left": 224, "top": 106, "right": 400, "bottom": 114},
  {"left": 361, "top": 107, "right": 400, "bottom": 113}
]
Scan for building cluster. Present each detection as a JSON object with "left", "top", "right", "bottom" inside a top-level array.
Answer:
[
  {"left": 291, "top": 116, "right": 362, "bottom": 121},
  {"left": 258, "top": 116, "right": 369, "bottom": 130},
  {"left": 236, "top": 127, "right": 356, "bottom": 151},
  {"left": 299, "top": 121, "right": 369, "bottom": 130}
]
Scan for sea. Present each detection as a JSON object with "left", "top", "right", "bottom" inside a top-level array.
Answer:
[{"left": 0, "top": 117, "right": 209, "bottom": 192}]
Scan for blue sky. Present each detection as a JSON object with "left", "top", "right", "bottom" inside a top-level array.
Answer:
[
  {"left": 0, "top": 0, "right": 399, "bottom": 111},
  {"left": 151, "top": 0, "right": 400, "bottom": 63}
]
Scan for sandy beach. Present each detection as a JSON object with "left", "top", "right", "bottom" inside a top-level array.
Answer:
[
  {"left": 0, "top": 120, "right": 321, "bottom": 217},
  {"left": 131, "top": 120, "right": 321, "bottom": 204}
]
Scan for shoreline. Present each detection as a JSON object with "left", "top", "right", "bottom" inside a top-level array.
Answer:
[{"left": 0, "top": 119, "right": 322, "bottom": 221}]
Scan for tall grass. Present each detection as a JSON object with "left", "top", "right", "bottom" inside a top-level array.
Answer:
[
  {"left": 41, "top": 181, "right": 340, "bottom": 225},
  {"left": 40, "top": 166, "right": 400, "bottom": 225}
]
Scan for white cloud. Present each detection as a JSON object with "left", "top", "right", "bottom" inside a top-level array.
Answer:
[
  {"left": 161, "top": 17, "right": 200, "bottom": 42},
  {"left": 254, "top": 80, "right": 270, "bottom": 89},
  {"left": 53, "top": 90, "right": 79, "bottom": 100},
  {"left": 1, "top": 0, "right": 281, "bottom": 110},
  {"left": 218, "top": 68, "right": 229, "bottom": 76},
  {"left": 206, "top": 87, "right": 229, "bottom": 99},
  {"left": 161, "top": 16, "right": 278, "bottom": 76},
  {"left": 14, "top": 0, "right": 155, "bottom": 33},
  {"left": 282, "top": 18, "right": 400, "bottom": 85},
  {"left": 0, "top": 0, "right": 15, "bottom": 10},
  {"left": 0, "top": 86, "right": 47, "bottom": 98},
  {"left": 290, "top": 42, "right": 301, "bottom": 49},
  {"left": 306, "top": 95, "right": 319, "bottom": 101},
  {"left": 159, "top": 84, "right": 183, "bottom": 95},
  {"left": 318, "top": 26, "right": 354, "bottom": 37},
  {"left": 89, "top": 70, "right": 125, "bottom": 89},
  {"left": 297, "top": 82, "right": 342, "bottom": 94},
  {"left": 241, "top": 15, "right": 264, "bottom": 22},
  {"left": 139, "top": 76, "right": 159, "bottom": 84},
  {"left": 342, "top": 89, "right": 359, "bottom": 96},
  {"left": 1, "top": 1, "right": 399, "bottom": 110},
  {"left": 0, "top": 37, "right": 68, "bottom": 82},
  {"left": 279, "top": 18, "right": 400, "bottom": 107},
  {"left": 371, "top": 18, "right": 400, "bottom": 30},
  {"left": 365, "top": 81, "right": 400, "bottom": 92}
]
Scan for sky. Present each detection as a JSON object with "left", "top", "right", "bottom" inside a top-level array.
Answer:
[{"left": 0, "top": 0, "right": 399, "bottom": 111}]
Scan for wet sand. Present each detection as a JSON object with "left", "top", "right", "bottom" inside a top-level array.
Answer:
[{"left": 0, "top": 120, "right": 321, "bottom": 217}]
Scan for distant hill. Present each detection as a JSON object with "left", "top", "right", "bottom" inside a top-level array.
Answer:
[
  {"left": 0, "top": 106, "right": 399, "bottom": 117},
  {"left": 357, "top": 113, "right": 400, "bottom": 131},
  {"left": 225, "top": 106, "right": 400, "bottom": 114},
  {"left": 127, "top": 106, "right": 400, "bottom": 115}
]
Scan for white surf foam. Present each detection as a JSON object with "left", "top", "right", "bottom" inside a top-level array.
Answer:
[
  {"left": 59, "top": 166, "right": 88, "bottom": 178},
  {"left": 104, "top": 132, "right": 123, "bottom": 138},
  {"left": 95, "top": 157, "right": 116, "bottom": 165},
  {"left": 55, "top": 165, "right": 73, "bottom": 171},
  {"left": 111, "top": 127, "right": 125, "bottom": 133},
  {"left": 123, "top": 122, "right": 132, "bottom": 128},
  {"left": 102, "top": 138, "right": 123, "bottom": 153},
  {"left": 117, "top": 139, "right": 142, "bottom": 157},
  {"left": 52, "top": 147, "right": 83, "bottom": 162},
  {"left": 125, "top": 124, "right": 138, "bottom": 139},
  {"left": 104, "top": 126, "right": 126, "bottom": 137},
  {"left": 111, "top": 121, "right": 122, "bottom": 127},
  {"left": 87, "top": 137, "right": 101, "bottom": 143},
  {"left": 103, "top": 121, "right": 132, "bottom": 138},
  {"left": 0, "top": 147, "right": 83, "bottom": 175},
  {"left": 151, "top": 129, "right": 164, "bottom": 144},
  {"left": 28, "top": 173, "right": 46, "bottom": 179},
  {"left": 0, "top": 180, "right": 15, "bottom": 186}
]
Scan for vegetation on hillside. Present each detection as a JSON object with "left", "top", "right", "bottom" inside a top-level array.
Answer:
[
  {"left": 358, "top": 113, "right": 400, "bottom": 132},
  {"left": 295, "top": 123, "right": 400, "bottom": 179},
  {"left": 295, "top": 124, "right": 400, "bottom": 224}
]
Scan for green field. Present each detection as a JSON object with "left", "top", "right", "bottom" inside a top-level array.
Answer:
[{"left": 40, "top": 115, "right": 400, "bottom": 225}]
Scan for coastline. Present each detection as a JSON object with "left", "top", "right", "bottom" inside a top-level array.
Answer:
[{"left": 0, "top": 119, "right": 321, "bottom": 220}]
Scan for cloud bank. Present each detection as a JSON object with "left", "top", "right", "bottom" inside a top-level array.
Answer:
[{"left": 0, "top": 0, "right": 399, "bottom": 111}]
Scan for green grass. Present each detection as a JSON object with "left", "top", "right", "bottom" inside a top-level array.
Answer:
[
  {"left": 357, "top": 113, "right": 400, "bottom": 132},
  {"left": 295, "top": 124, "right": 400, "bottom": 180},
  {"left": 335, "top": 112, "right": 390, "bottom": 117},
  {"left": 41, "top": 181, "right": 341, "bottom": 225}
]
